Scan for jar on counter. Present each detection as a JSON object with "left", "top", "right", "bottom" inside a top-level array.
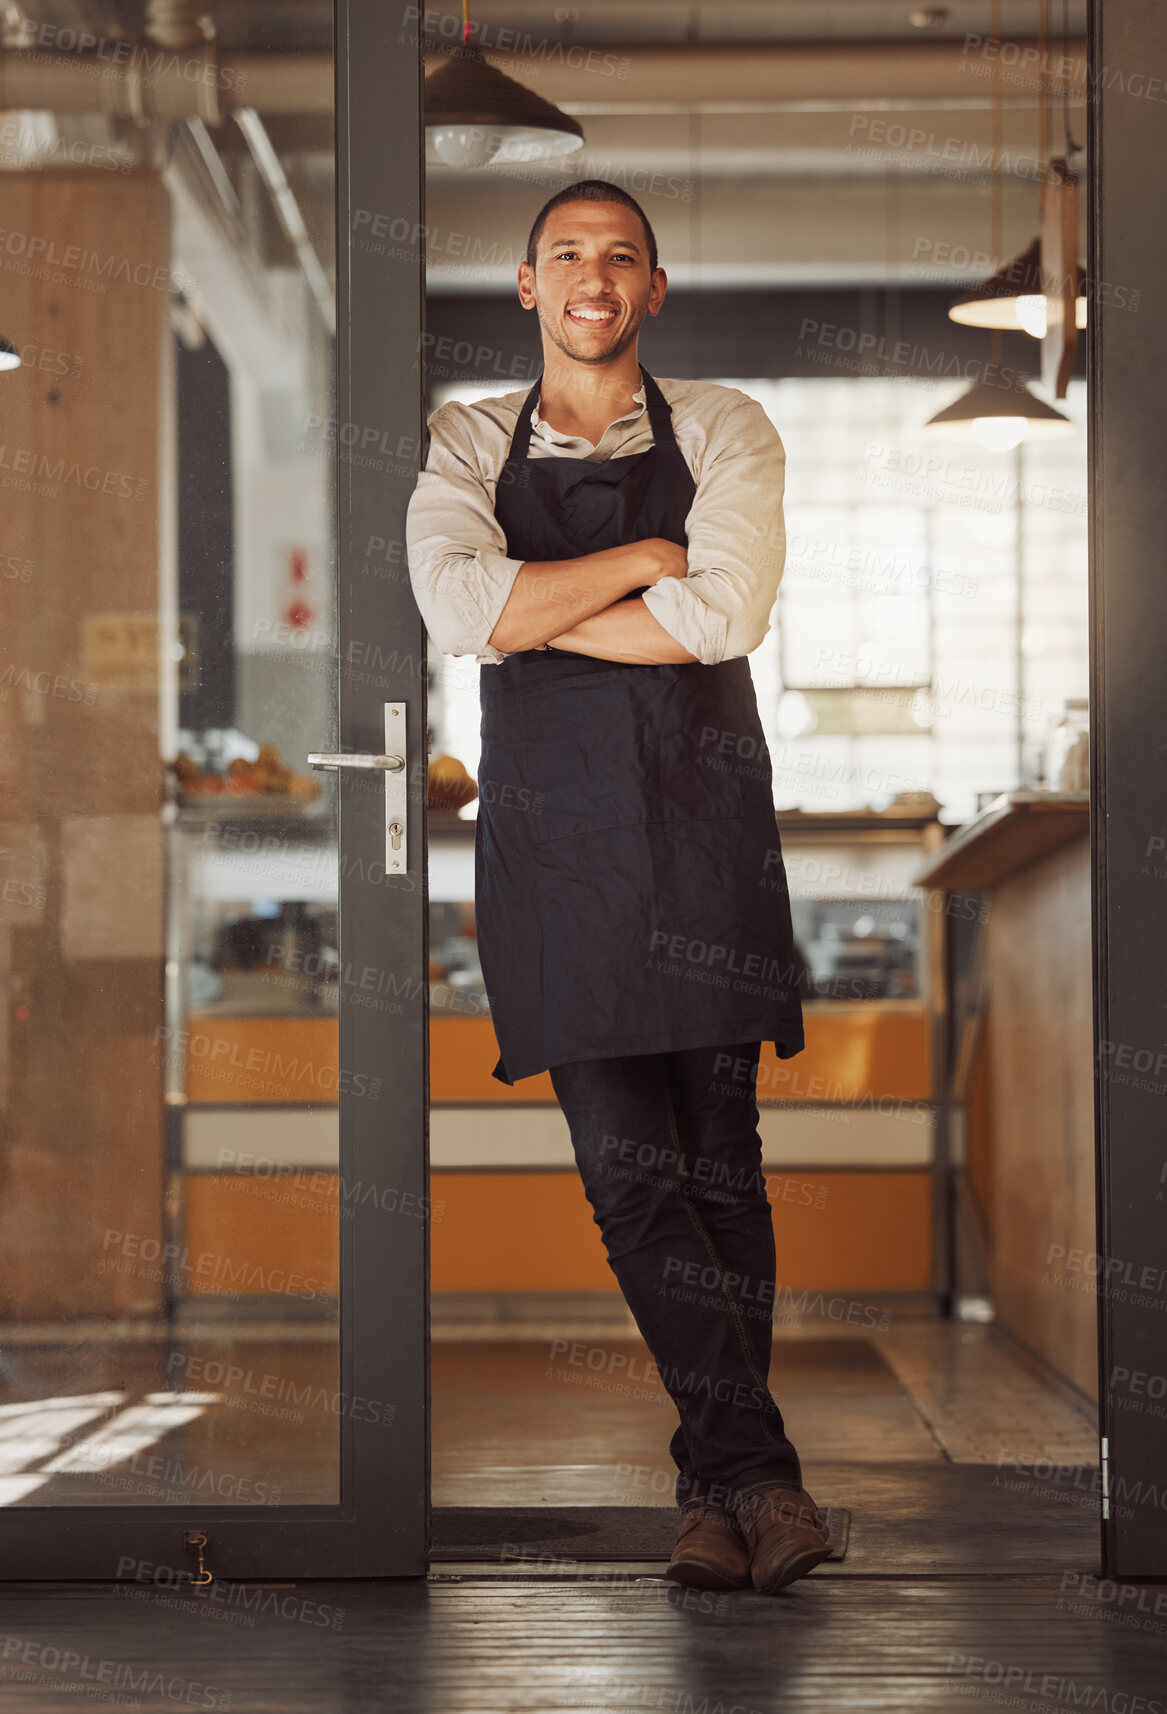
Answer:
[{"left": 1048, "top": 698, "right": 1089, "bottom": 791}]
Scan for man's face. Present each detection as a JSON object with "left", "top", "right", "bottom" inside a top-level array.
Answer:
[{"left": 517, "top": 200, "right": 666, "bottom": 369}]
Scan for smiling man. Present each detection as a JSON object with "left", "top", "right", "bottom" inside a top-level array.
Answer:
[{"left": 407, "top": 180, "right": 829, "bottom": 1596}]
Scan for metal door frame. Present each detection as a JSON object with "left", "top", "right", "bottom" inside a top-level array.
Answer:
[
  {"left": 5, "top": 0, "right": 429, "bottom": 1579},
  {"left": 1089, "top": 0, "right": 1167, "bottom": 1579}
]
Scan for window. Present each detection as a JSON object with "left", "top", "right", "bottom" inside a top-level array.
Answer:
[{"left": 426, "top": 374, "right": 1088, "bottom": 825}]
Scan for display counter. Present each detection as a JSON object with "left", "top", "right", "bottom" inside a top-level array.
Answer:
[
  {"left": 165, "top": 802, "right": 955, "bottom": 1311},
  {"left": 428, "top": 805, "right": 949, "bottom": 1304},
  {"left": 913, "top": 790, "right": 1094, "bottom": 1396}
]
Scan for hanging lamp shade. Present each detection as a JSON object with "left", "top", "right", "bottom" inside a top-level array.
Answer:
[
  {"left": 925, "top": 377, "right": 1073, "bottom": 450},
  {"left": 0, "top": 336, "right": 20, "bottom": 372},
  {"left": 424, "top": 47, "right": 585, "bottom": 169},
  {"left": 947, "top": 235, "right": 1088, "bottom": 337}
]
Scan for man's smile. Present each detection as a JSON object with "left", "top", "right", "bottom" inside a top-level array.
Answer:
[{"left": 566, "top": 302, "right": 620, "bottom": 327}]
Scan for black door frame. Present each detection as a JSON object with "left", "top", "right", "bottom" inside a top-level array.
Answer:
[
  {"left": 1089, "top": 0, "right": 1167, "bottom": 1580},
  {"left": 4, "top": 0, "right": 429, "bottom": 1579},
  {"left": 10, "top": 0, "right": 1167, "bottom": 1588}
]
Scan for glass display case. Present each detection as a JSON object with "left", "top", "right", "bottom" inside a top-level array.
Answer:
[
  {"left": 420, "top": 801, "right": 948, "bottom": 1306},
  {"left": 791, "top": 895, "right": 921, "bottom": 1002},
  {"left": 424, "top": 805, "right": 938, "bottom": 1021}
]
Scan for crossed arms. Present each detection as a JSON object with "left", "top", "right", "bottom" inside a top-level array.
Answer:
[
  {"left": 487, "top": 538, "right": 695, "bottom": 664},
  {"left": 405, "top": 388, "right": 787, "bottom": 668}
]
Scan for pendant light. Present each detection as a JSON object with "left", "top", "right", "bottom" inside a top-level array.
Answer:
[
  {"left": 924, "top": 377, "right": 1073, "bottom": 449},
  {"left": 0, "top": 337, "right": 20, "bottom": 372},
  {"left": 425, "top": 0, "right": 585, "bottom": 169},
  {"left": 947, "top": 233, "right": 1087, "bottom": 338},
  {"left": 947, "top": 0, "right": 1087, "bottom": 336},
  {"left": 926, "top": 0, "right": 1072, "bottom": 448}
]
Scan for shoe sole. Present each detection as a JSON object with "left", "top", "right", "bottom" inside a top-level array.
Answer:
[
  {"left": 752, "top": 1541, "right": 832, "bottom": 1596},
  {"left": 665, "top": 1556, "right": 752, "bottom": 1591}
]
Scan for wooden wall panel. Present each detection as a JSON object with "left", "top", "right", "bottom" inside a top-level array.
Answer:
[
  {"left": 185, "top": 1015, "right": 340, "bottom": 1105},
  {"left": 985, "top": 836, "right": 1096, "bottom": 1397},
  {"left": 0, "top": 172, "right": 168, "bottom": 1319},
  {"left": 183, "top": 1175, "right": 339, "bottom": 1298},
  {"left": 431, "top": 1007, "right": 931, "bottom": 1106},
  {"left": 177, "top": 1166, "right": 931, "bottom": 1296},
  {"left": 429, "top": 1169, "right": 932, "bottom": 1294}
]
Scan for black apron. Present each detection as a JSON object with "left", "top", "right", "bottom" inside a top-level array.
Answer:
[{"left": 475, "top": 364, "right": 805, "bottom": 1084}]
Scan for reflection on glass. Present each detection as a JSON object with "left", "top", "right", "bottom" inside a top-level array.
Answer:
[{"left": 1, "top": 4, "right": 341, "bottom": 1503}]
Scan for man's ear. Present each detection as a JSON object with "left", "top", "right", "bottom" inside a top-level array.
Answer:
[{"left": 517, "top": 260, "right": 536, "bottom": 309}]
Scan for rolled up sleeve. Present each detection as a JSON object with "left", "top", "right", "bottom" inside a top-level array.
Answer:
[
  {"left": 406, "top": 403, "right": 525, "bottom": 664},
  {"left": 642, "top": 392, "right": 786, "bottom": 666}
]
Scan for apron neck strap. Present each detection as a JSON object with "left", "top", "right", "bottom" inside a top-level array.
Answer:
[{"left": 507, "top": 362, "right": 675, "bottom": 462}]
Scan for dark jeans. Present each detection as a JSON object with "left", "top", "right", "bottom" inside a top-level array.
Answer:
[{"left": 548, "top": 1040, "right": 803, "bottom": 1511}]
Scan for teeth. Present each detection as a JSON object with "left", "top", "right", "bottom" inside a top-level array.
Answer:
[{"left": 569, "top": 308, "right": 615, "bottom": 321}]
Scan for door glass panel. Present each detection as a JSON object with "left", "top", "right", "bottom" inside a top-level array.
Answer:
[{"left": 1, "top": 4, "right": 340, "bottom": 1503}]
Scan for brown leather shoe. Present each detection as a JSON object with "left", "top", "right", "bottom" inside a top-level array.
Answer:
[
  {"left": 665, "top": 1503, "right": 752, "bottom": 1590},
  {"left": 735, "top": 1485, "right": 831, "bottom": 1595}
]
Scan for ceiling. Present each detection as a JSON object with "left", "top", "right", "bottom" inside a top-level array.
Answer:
[
  {"left": 421, "top": 5, "right": 1089, "bottom": 290},
  {"left": 417, "top": 0, "right": 1087, "bottom": 46},
  {"left": 0, "top": 0, "right": 1091, "bottom": 293},
  {"left": 0, "top": 0, "right": 1088, "bottom": 55}
]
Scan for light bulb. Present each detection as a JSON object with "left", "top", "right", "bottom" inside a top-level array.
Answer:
[
  {"left": 430, "top": 125, "right": 503, "bottom": 169},
  {"left": 971, "top": 415, "right": 1027, "bottom": 450},
  {"left": 1015, "top": 294, "right": 1048, "bottom": 339}
]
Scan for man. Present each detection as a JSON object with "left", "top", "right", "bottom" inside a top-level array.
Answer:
[{"left": 406, "top": 180, "right": 829, "bottom": 1595}]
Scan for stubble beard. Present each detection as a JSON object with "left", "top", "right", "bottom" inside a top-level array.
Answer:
[{"left": 538, "top": 297, "right": 649, "bottom": 371}]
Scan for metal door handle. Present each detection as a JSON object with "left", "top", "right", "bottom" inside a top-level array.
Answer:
[
  {"left": 307, "top": 702, "right": 408, "bottom": 875},
  {"left": 307, "top": 752, "right": 404, "bottom": 772}
]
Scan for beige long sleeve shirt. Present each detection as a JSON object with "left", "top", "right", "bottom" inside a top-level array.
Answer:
[{"left": 405, "top": 375, "right": 786, "bottom": 667}]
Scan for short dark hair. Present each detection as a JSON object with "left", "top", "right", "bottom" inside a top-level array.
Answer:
[{"left": 525, "top": 179, "right": 659, "bottom": 275}]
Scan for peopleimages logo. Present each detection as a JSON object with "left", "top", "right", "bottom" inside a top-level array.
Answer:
[
  {"left": 0, "top": 1634, "right": 232, "bottom": 1706},
  {"left": 0, "top": 226, "right": 196, "bottom": 293}
]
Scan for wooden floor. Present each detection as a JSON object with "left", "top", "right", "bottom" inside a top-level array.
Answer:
[
  {"left": 432, "top": 1319, "right": 1099, "bottom": 1505},
  {"left": 3, "top": 1318, "right": 1160, "bottom": 1714}
]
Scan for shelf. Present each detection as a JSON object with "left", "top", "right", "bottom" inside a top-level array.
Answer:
[
  {"left": 173, "top": 800, "right": 333, "bottom": 836},
  {"left": 427, "top": 807, "right": 943, "bottom": 843}
]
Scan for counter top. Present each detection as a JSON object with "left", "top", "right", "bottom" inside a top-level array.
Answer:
[
  {"left": 429, "top": 806, "right": 945, "bottom": 842},
  {"left": 911, "top": 790, "right": 1090, "bottom": 892}
]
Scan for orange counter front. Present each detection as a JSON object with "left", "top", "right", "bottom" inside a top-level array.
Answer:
[{"left": 180, "top": 1004, "right": 935, "bottom": 1299}]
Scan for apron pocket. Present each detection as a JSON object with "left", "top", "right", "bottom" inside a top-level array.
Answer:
[{"left": 517, "top": 669, "right": 746, "bottom": 845}]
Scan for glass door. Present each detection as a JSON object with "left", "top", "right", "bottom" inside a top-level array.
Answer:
[{"left": 0, "top": 0, "right": 426, "bottom": 1576}]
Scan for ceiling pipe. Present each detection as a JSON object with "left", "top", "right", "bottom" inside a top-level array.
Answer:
[
  {"left": 431, "top": 39, "right": 1089, "bottom": 107},
  {"left": 0, "top": 48, "right": 333, "bottom": 123},
  {"left": 234, "top": 106, "right": 335, "bottom": 334},
  {"left": 0, "top": 38, "right": 1085, "bottom": 124}
]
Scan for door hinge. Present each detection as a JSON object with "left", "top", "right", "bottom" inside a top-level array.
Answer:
[
  {"left": 184, "top": 1529, "right": 213, "bottom": 1585},
  {"left": 1101, "top": 1437, "right": 1109, "bottom": 1520}
]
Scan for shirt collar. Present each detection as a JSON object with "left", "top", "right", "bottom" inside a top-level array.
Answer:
[{"left": 530, "top": 382, "right": 647, "bottom": 446}]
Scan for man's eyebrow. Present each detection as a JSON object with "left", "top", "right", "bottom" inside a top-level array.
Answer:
[{"left": 546, "top": 236, "right": 643, "bottom": 251}]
